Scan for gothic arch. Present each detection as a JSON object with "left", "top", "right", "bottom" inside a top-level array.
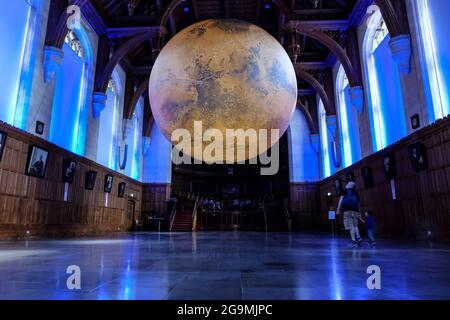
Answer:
[
  {"left": 288, "top": 22, "right": 362, "bottom": 88},
  {"left": 295, "top": 67, "right": 334, "bottom": 116}
]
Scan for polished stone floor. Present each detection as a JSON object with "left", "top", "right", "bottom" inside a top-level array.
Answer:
[{"left": 0, "top": 232, "right": 449, "bottom": 300}]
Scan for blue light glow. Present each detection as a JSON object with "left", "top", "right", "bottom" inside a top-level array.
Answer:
[
  {"left": 373, "top": 35, "right": 407, "bottom": 146},
  {"left": 318, "top": 100, "right": 331, "bottom": 178},
  {"left": 288, "top": 108, "right": 319, "bottom": 182},
  {"left": 336, "top": 65, "right": 361, "bottom": 167},
  {"left": 49, "top": 43, "right": 85, "bottom": 153},
  {"left": 97, "top": 86, "right": 118, "bottom": 170},
  {"left": 131, "top": 101, "right": 143, "bottom": 181},
  {"left": 50, "top": 24, "right": 93, "bottom": 155},
  {"left": 143, "top": 124, "right": 172, "bottom": 183},
  {"left": 416, "top": 0, "right": 450, "bottom": 121},
  {"left": 0, "top": 0, "right": 31, "bottom": 125},
  {"left": 364, "top": 10, "right": 406, "bottom": 152}
]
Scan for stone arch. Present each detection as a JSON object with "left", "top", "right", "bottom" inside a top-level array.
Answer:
[
  {"left": 295, "top": 67, "right": 334, "bottom": 116},
  {"left": 95, "top": 33, "right": 161, "bottom": 93}
]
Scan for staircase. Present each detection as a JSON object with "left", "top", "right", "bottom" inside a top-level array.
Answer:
[{"left": 171, "top": 211, "right": 193, "bottom": 231}]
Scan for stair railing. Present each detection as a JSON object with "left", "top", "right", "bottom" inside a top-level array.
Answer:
[
  {"left": 169, "top": 199, "right": 178, "bottom": 231},
  {"left": 192, "top": 196, "right": 200, "bottom": 231}
]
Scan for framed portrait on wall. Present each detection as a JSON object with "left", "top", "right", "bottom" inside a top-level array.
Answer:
[
  {"left": 334, "top": 178, "right": 343, "bottom": 196},
  {"left": 25, "top": 145, "right": 49, "bottom": 178},
  {"left": 361, "top": 166, "right": 374, "bottom": 189},
  {"left": 408, "top": 142, "right": 428, "bottom": 172},
  {"left": 346, "top": 171, "right": 355, "bottom": 182},
  {"left": 35, "top": 121, "right": 45, "bottom": 135},
  {"left": 62, "top": 159, "right": 77, "bottom": 184},
  {"left": 0, "top": 130, "right": 7, "bottom": 162},
  {"left": 118, "top": 182, "right": 126, "bottom": 198},
  {"left": 383, "top": 154, "right": 397, "bottom": 180},
  {"left": 104, "top": 175, "right": 113, "bottom": 193},
  {"left": 85, "top": 170, "right": 97, "bottom": 190}
]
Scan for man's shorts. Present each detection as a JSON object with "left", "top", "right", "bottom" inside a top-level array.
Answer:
[{"left": 343, "top": 211, "right": 360, "bottom": 230}]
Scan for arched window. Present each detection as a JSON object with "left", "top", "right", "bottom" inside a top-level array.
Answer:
[
  {"left": 0, "top": 0, "right": 32, "bottom": 126},
  {"left": 336, "top": 65, "right": 361, "bottom": 168},
  {"left": 363, "top": 8, "right": 407, "bottom": 151},
  {"left": 130, "top": 100, "right": 143, "bottom": 180},
  {"left": 413, "top": 0, "right": 450, "bottom": 121},
  {"left": 49, "top": 23, "right": 93, "bottom": 155},
  {"left": 318, "top": 99, "right": 331, "bottom": 178},
  {"left": 97, "top": 76, "right": 121, "bottom": 170}
]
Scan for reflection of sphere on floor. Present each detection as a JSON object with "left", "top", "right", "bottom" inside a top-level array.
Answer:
[{"left": 149, "top": 19, "right": 297, "bottom": 163}]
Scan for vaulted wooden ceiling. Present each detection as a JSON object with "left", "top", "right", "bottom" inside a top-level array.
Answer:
[{"left": 90, "top": 0, "right": 363, "bottom": 91}]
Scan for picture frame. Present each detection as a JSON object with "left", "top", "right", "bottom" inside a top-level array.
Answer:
[
  {"left": 383, "top": 154, "right": 397, "bottom": 180},
  {"left": 25, "top": 145, "right": 49, "bottom": 178},
  {"left": 62, "top": 159, "right": 77, "bottom": 184},
  {"left": 411, "top": 114, "right": 421, "bottom": 130},
  {"left": 334, "top": 178, "right": 343, "bottom": 196},
  {"left": 104, "top": 174, "right": 113, "bottom": 193},
  {"left": 361, "top": 166, "right": 374, "bottom": 189},
  {"left": 35, "top": 121, "right": 45, "bottom": 135},
  {"left": 0, "top": 130, "right": 7, "bottom": 162},
  {"left": 346, "top": 171, "right": 355, "bottom": 182},
  {"left": 85, "top": 170, "right": 97, "bottom": 190},
  {"left": 118, "top": 182, "right": 126, "bottom": 198},
  {"left": 408, "top": 141, "right": 428, "bottom": 172}
]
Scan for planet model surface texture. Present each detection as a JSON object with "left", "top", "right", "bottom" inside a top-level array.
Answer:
[{"left": 149, "top": 19, "right": 297, "bottom": 163}]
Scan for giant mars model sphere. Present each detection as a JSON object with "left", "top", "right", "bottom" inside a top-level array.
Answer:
[{"left": 149, "top": 19, "right": 297, "bottom": 163}]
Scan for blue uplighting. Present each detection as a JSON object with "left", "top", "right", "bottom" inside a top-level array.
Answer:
[
  {"left": 143, "top": 124, "right": 172, "bottom": 183},
  {"left": 417, "top": 0, "right": 450, "bottom": 121},
  {"left": 373, "top": 35, "right": 407, "bottom": 147},
  {"left": 50, "top": 24, "right": 93, "bottom": 156},
  {"left": 0, "top": 0, "right": 31, "bottom": 126},
  {"left": 288, "top": 108, "right": 319, "bottom": 182}
]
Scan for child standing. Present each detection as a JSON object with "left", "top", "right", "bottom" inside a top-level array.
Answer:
[{"left": 364, "top": 211, "right": 376, "bottom": 246}]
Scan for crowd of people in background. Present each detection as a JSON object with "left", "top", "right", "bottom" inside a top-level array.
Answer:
[{"left": 172, "top": 191, "right": 275, "bottom": 214}]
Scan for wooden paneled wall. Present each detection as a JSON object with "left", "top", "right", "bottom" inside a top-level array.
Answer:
[
  {"left": 318, "top": 117, "right": 450, "bottom": 239},
  {"left": 142, "top": 183, "right": 171, "bottom": 217},
  {"left": 0, "top": 122, "right": 142, "bottom": 238},
  {"left": 289, "top": 182, "right": 320, "bottom": 229}
]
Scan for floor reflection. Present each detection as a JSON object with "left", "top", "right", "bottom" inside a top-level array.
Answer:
[{"left": 0, "top": 232, "right": 449, "bottom": 300}]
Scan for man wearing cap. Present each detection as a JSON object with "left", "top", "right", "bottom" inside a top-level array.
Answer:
[{"left": 337, "top": 181, "right": 362, "bottom": 248}]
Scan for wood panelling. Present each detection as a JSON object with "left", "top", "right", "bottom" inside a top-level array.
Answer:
[
  {"left": 0, "top": 122, "right": 142, "bottom": 238},
  {"left": 290, "top": 182, "right": 320, "bottom": 229},
  {"left": 142, "top": 183, "right": 171, "bottom": 216},
  {"left": 319, "top": 117, "right": 450, "bottom": 239}
]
